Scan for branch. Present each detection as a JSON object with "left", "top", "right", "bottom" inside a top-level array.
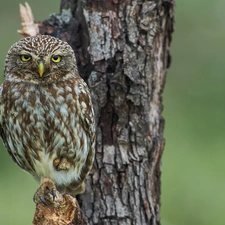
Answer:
[{"left": 18, "top": 2, "right": 39, "bottom": 37}]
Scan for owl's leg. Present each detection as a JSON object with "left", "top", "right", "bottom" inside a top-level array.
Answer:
[{"left": 33, "top": 178, "right": 58, "bottom": 205}]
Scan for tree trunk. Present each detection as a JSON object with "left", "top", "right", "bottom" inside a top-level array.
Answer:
[{"left": 36, "top": 0, "right": 174, "bottom": 224}]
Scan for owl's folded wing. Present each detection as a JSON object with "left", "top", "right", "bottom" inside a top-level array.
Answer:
[
  {"left": 77, "top": 86, "right": 96, "bottom": 180},
  {"left": 77, "top": 86, "right": 96, "bottom": 145}
]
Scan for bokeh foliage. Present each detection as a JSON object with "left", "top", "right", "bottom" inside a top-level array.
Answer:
[
  {"left": 161, "top": 1, "right": 225, "bottom": 225},
  {"left": 0, "top": 1, "right": 224, "bottom": 225}
]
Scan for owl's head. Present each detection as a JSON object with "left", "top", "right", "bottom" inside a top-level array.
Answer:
[{"left": 4, "top": 35, "right": 78, "bottom": 84}]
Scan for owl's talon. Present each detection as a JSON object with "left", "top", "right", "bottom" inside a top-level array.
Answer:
[
  {"left": 51, "top": 189, "right": 56, "bottom": 201},
  {"left": 37, "top": 188, "right": 57, "bottom": 205},
  {"left": 40, "top": 196, "right": 48, "bottom": 206},
  {"left": 34, "top": 178, "right": 58, "bottom": 205}
]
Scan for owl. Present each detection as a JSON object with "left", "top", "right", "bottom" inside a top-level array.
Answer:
[{"left": 0, "top": 35, "right": 95, "bottom": 197}]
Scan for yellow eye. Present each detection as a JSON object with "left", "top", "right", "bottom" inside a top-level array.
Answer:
[
  {"left": 20, "top": 54, "right": 31, "bottom": 62},
  {"left": 51, "top": 55, "right": 61, "bottom": 63}
]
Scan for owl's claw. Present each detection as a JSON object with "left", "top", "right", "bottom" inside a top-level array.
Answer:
[
  {"left": 51, "top": 189, "right": 56, "bottom": 201},
  {"left": 34, "top": 178, "right": 58, "bottom": 206},
  {"left": 39, "top": 188, "right": 56, "bottom": 205},
  {"left": 40, "top": 196, "right": 48, "bottom": 206}
]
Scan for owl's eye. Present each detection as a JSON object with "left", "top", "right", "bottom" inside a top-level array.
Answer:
[
  {"left": 20, "top": 54, "right": 32, "bottom": 62},
  {"left": 51, "top": 55, "right": 62, "bottom": 63}
]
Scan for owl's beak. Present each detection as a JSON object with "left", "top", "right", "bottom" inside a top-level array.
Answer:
[{"left": 38, "top": 62, "right": 45, "bottom": 77}]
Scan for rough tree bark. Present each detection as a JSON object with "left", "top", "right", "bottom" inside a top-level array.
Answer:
[{"left": 19, "top": 0, "right": 174, "bottom": 224}]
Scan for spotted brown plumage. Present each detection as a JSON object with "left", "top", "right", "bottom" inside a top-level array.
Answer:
[{"left": 0, "top": 35, "right": 95, "bottom": 195}]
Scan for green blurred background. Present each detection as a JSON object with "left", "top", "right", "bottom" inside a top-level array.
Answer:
[{"left": 0, "top": 1, "right": 224, "bottom": 225}]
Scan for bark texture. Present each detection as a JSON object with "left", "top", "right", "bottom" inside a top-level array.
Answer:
[{"left": 35, "top": 0, "right": 174, "bottom": 224}]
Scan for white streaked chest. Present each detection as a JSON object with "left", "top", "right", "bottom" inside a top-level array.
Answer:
[{"left": 2, "top": 82, "right": 79, "bottom": 164}]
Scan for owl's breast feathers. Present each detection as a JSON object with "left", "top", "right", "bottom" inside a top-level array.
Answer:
[{"left": 0, "top": 78, "right": 95, "bottom": 187}]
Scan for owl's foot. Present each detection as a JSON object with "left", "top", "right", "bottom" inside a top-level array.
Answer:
[
  {"left": 34, "top": 178, "right": 58, "bottom": 206},
  {"left": 39, "top": 188, "right": 56, "bottom": 205},
  {"left": 53, "top": 157, "right": 71, "bottom": 170}
]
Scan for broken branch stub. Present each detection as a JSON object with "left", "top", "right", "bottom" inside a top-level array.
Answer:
[{"left": 17, "top": 2, "right": 39, "bottom": 37}]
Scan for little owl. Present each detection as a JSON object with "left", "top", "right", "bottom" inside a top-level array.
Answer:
[{"left": 0, "top": 35, "right": 95, "bottom": 197}]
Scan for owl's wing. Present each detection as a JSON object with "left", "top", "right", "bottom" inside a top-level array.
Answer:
[
  {"left": 77, "top": 86, "right": 96, "bottom": 144},
  {"left": 77, "top": 83, "right": 96, "bottom": 180}
]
